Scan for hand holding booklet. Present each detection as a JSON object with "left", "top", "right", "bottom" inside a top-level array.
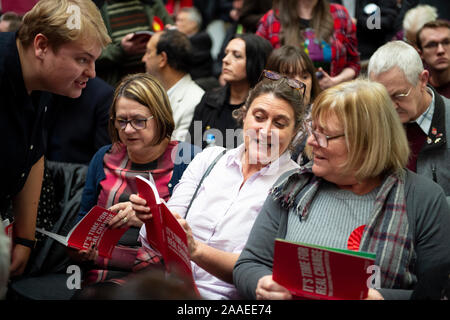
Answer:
[
  {"left": 36, "top": 206, "right": 128, "bottom": 259},
  {"left": 272, "top": 239, "right": 376, "bottom": 300},
  {"left": 135, "top": 175, "right": 197, "bottom": 292},
  {"left": 129, "top": 31, "right": 154, "bottom": 42}
]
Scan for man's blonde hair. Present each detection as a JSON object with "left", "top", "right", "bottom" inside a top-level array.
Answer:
[
  {"left": 307, "top": 79, "right": 410, "bottom": 181},
  {"left": 18, "top": 0, "right": 110, "bottom": 50}
]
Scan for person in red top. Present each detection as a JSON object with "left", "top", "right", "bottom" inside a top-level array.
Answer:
[
  {"left": 165, "top": 0, "right": 193, "bottom": 19},
  {"left": 256, "top": 0, "right": 360, "bottom": 90}
]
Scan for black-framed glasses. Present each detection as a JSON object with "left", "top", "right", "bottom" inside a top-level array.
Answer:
[
  {"left": 112, "top": 116, "right": 154, "bottom": 130},
  {"left": 423, "top": 38, "right": 450, "bottom": 50},
  {"left": 306, "top": 121, "right": 345, "bottom": 148},
  {"left": 259, "top": 69, "right": 306, "bottom": 99}
]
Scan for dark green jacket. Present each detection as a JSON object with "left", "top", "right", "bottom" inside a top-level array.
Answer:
[{"left": 96, "top": 0, "right": 172, "bottom": 86}]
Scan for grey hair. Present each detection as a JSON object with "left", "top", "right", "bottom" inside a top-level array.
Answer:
[
  {"left": 180, "top": 7, "right": 202, "bottom": 29},
  {"left": 402, "top": 5, "right": 438, "bottom": 32},
  {"left": 368, "top": 40, "right": 424, "bottom": 86}
]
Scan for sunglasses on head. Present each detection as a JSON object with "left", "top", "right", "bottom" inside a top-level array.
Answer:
[{"left": 259, "top": 69, "right": 306, "bottom": 98}]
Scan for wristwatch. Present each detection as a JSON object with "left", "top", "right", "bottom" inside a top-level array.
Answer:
[{"left": 14, "top": 237, "right": 37, "bottom": 250}]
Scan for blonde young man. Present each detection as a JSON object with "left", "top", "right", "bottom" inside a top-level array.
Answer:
[{"left": 0, "top": 0, "right": 110, "bottom": 277}]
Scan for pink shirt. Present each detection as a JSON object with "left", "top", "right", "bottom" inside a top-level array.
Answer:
[{"left": 140, "top": 144, "right": 299, "bottom": 299}]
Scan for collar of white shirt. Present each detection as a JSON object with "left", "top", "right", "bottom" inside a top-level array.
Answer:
[
  {"left": 415, "top": 86, "right": 435, "bottom": 135},
  {"left": 224, "top": 143, "right": 294, "bottom": 177}
]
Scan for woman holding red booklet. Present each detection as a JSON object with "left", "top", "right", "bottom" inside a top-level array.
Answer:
[
  {"left": 233, "top": 79, "right": 450, "bottom": 300},
  {"left": 130, "top": 73, "right": 309, "bottom": 299},
  {"left": 67, "top": 73, "right": 200, "bottom": 286}
]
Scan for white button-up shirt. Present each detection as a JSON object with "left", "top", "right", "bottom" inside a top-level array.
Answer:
[
  {"left": 140, "top": 144, "right": 299, "bottom": 299},
  {"left": 415, "top": 86, "right": 435, "bottom": 135},
  {"left": 167, "top": 74, "right": 204, "bottom": 142}
]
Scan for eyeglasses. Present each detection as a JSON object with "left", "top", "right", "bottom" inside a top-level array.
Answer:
[
  {"left": 391, "top": 87, "right": 412, "bottom": 102},
  {"left": 423, "top": 38, "right": 450, "bottom": 51},
  {"left": 113, "top": 116, "right": 154, "bottom": 130},
  {"left": 306, "top": 122, "right": 345, "bottom": 148},
  {"left": 260, "top": 69, "right": 306, "bottom": 99}
]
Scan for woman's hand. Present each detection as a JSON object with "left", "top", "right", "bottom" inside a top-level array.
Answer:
[
  {"left": 317, "top": 68, "right": 338, "bottom": 90},
  {"left": 318, "top": 67, "right": 356, "bottom": 90},
  {"left": 107, "top": 201, "right": 142, "bottom": 229},
  {"left": 255, "top": 275, "right": 292, "bottom": 300},
  {"left": 129, "top": 194, "right": 153, "bottom": 222},
  {"left": 120, "top": 33, "right": 148, "bottom": 56},
  {"left": 9, "top": 244, "right": 32, "bottom": 277},
  {"left": 172, "top": 212, "right": 198, "bottom": 259},
  {"left": 171, "top": 212, "right": 240, "bottom": 283},
  {"left": 66, "top": 245, "right": 98, "bottom": 263},
  {"left": 364, "top": 288, "right": 384, "bottom": 300}
]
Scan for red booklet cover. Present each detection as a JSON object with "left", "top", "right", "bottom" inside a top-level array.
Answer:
[
  {"left": 2, "top": 219, "right": 13, "bottom": 239},
  {"left": 136, "top": 175, "right": 197, "bottom": 292},
  {"left": 2, "top": 219, "right": 13, "bottom": 251},
  {"left": 36, "top": 206, "right": 128, "bottom": 259},
  {"left": 129, "top": 30, "right": 154, "bottom": 42},
  {"left": 272, "top": 239, "right": 376, "bottom": 300}
]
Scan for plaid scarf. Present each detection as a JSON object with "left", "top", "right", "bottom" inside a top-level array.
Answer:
[
  {"left": 84, "top": 245, "right": 163, "bottom": 287},
  {"left": 270, "top": 163, "right": 416, "bottom": 289}
]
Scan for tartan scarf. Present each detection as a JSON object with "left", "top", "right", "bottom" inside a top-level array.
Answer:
[{"left": 270, "top": 162, "right": 416, "bottom": 289}]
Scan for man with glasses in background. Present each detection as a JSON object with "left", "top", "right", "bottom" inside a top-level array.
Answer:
[
  {"left": 417, "top": 20, "right": 450, "bottom": 99},
  {"left": 368, "top": 40, "right": 450, "bottom": 201}
]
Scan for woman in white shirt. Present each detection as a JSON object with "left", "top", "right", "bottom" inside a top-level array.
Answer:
[{"left": 131, "top": 72, "right": 308, "bottom": 299}]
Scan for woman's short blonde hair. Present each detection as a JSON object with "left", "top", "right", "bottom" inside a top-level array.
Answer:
[
  {"left": 109, "top": 73, "right": 175, "bottom": 146},
  {"left": 307, "top": 79, "right": 410, "bottom": 180},
  {"left": 18, "top": 0, "right": 110, "bottom": 50}
]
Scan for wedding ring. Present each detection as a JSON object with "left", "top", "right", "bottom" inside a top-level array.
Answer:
[{"left": 122, "top": 216, "right": 128, "bottom": 223}]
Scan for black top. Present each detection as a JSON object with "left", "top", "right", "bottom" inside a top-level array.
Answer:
[
  {"left": 238, "top": 0, "right": 272, "bottom": 34},
  {"left": 354, "top": 0, "right": 410, "bottom": 60},
  {"left": 0, "top": 32, "right": 52, "bottom": 213},
  {"left": 189, "top": 31, "right": 213, "bottom": 80},
  {"left": 44, "top": 76, "right": 113, "bottom": 164},
  {"left": 187, "top": 85, "right": 244, "bottom": 149}
]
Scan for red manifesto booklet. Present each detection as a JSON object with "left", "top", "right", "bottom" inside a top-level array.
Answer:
[
  {"left": 273, "top": 239, "right": 376, "bottom": 300},
  {"left": 136, "top": 175, "right": 197, "bottom": 292},
  {"left": 36, "top": 205, "right": 127, "bottom": 259}
]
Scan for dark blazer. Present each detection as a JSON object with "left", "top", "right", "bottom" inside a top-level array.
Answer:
[
  {"left": 44, "top": 77, "right": 113, "bottom": 165},
  {"left": 0, "top": 32, "right": 52, "bottom": 212}
]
